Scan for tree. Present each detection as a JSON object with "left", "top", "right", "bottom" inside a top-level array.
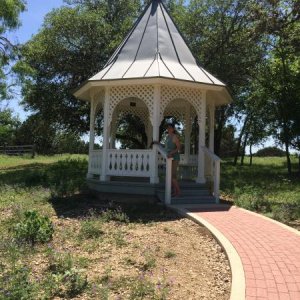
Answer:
[
  {"left": 15, "top": 0, "right": 142, "bottom": 134},
  {"left": 174, "top": 0, "right": 266, "bottom": 155},
  {"left": 253, "top": 1, "right": 300, "bottom": 174},
  {"left": 0, "top": 108, "right": 20, "bottom": 145},
  {"left": 116, "top": 114, "right": 148, "bottom": 149},
  {"left": 0, "top": 0, "right": 25, "bottom": 100},
  {"left": 15, "top": 114, "right": 57, "bottom": 154}
]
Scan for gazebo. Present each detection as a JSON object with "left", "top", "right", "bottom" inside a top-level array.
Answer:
[{"left": 74, "top": 0, "right": 231, "bottom": 204}]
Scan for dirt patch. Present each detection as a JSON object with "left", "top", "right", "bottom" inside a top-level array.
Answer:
[{"left": 47, "top": 202, "right": 231, "bottom": 299}]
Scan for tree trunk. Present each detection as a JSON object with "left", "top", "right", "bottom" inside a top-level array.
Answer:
[
  {"left": 284, "top": 140, "right": 292, "bottom": 175},
  {"left": 233, "top": 116, "right": 248, "bottom": 165},
  {"left": 240, "top": 132, "right": 249, "bottom": 166},
  {"left": 249, "top": 143, "right": 253, "bottom": 166},
  {"left": 215, "top": 107, "right": 226, "bottom": 156}
]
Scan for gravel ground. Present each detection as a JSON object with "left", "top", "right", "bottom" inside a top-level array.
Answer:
[{"left": 47, "top": 202, "right": 231, "bottom": 300}]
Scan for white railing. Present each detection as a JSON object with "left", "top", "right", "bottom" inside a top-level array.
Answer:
[
  {"left": 201, "top": 146, "right": 221, "bottom": 203},
  {"left": 157, "top": 154, "right": 198, "bottom": 181},
  {"left": 154, "top": 144, "right": 172, "bottom": 204},
  {"left": 106, "top": 149, "right": 154, "bottom": 177},
  {"left": 157, "top": 154, "right": 197, "bottom": 166},
  {"left": 89, "top": 149, "right": 102, "bottom": 175}
]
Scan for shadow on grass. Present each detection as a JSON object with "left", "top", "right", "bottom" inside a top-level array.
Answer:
[
  {"left": 0, "top": 163, "right": 50, "bottom": 187},
  {"left": 48, "top": 192, "right": 182, "bottom": 224},
  {"left": 1, "top": 158, "right": 182, "bottom": 224}
]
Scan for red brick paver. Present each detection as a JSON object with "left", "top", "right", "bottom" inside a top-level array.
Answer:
[{"left": 188, "top": 206, "right": 300, "bottom": 300}]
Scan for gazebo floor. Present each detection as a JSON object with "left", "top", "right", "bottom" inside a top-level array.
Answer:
[{"left": 87, "top": 178, "right": 216, "bottom": 204}]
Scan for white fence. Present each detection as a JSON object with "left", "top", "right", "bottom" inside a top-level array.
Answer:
[
  {"left": 89, "top": 150, "right": 102, "bottom": 175},
  {"left": 106, "top": 149, "right": 154, "bottom": 177},
  {"left": 88, "top": 147, "right": 220, "bottom": 203}
]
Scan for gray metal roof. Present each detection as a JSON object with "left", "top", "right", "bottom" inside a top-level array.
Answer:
[{"left": 89, "top": 0, "right": 225, "bottom": 86}]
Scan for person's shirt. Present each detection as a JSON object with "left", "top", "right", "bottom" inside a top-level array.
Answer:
[{"left": 165, "top": 134, "right": 180, "bottom": 161}]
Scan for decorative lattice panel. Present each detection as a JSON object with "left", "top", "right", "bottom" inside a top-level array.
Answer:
[
  {"left": 160, "top": 86, "right": 203, "bottom": 121},
  {"left": 115, "top": 106, "right": 149, "bottom": 126},
  {"left": 109, "top": 85, "right": 154, "bottom": 124}
]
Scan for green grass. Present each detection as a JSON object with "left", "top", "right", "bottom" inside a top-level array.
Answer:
[{"left": 221, "top": 156, "right": 300, "bottom": 224}]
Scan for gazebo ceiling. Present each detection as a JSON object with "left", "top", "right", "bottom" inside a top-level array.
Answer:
[{"left": 74, "top": 0, "right": 232, "bottom": 105}]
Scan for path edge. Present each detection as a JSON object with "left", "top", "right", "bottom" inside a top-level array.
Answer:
[{"left": 169, "top": 205, "right": 246, "bottom": 300}]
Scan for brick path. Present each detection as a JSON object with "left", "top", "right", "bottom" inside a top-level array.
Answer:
[{"left": 187, "top": 205, "right": 300, "bottom": 300}]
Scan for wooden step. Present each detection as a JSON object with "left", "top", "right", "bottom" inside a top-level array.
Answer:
[{"left": 156, "top": 190, "right": 216, "bottom": 204}]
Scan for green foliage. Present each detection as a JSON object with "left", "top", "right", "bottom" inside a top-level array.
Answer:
[
  {"left": 234, "top": 193, "right": 271, "bottom": 214},
  {"left": 129, "top": 272, "right": 169, "bottom": 300},
  {"left": 45, "top": 250, "right": 88, "bottom": 298},
  {"left": 0, "top": 109, "right": 20, "bottom": 145},
  {"left": 222, "top": 156, "right": 300, "bottom": 222},
  {"left": 15, "top": 0, "right": 142, "bottom": 133},
  {"left": 79, "top": 216, "right": 104, "bottom": 239},
  {"left": 46, "top": 158, "right": 87, "bottom": 197},
  {"left": 272, "top": 201, "right": 300, "bottom": 223},
  {"left": 255, "top": 147, "right": 286, "bottom": 157},
  {"left": 0, "top": 0, "right": 26, "bottom": 100},
  {"left": 100, "top": 207, "right": 130, "bottom": 223},
  {"left": 164, "top": 251, "right": 176, "bottom": 259},
  {"left": 12, "top": 210, "right": 54, "bottom": 246},
  {"left": 0, "top": 264, "right": 35, "bottom": 300}
]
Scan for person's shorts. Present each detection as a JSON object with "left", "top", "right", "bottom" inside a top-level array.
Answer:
[{"left": 172, "top": 160, "right": 179, "bottom": 179}]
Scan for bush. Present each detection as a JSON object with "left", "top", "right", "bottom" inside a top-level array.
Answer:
[
  {"left": 234, "top": 193, "right": 271, "bottom": 213},
  {"left": 46, "top": 158, "right": 87, "bottom": 197},
  {"left": 272, "top": 202, "right": 300, "bottom": 222},
  {"left": 0, "top": 264, "right": 35, "bottom": 300},
  {"left": 46, "top": 251, "right": 88, "bottom": 298},
  {"left": 255, "top": 147, "right": 286, "bottom": 157},
  {"left": 79, "top": 219, "right": 104, "bottom": 240},
  {"left": 100, "top": 207, "right": 129, "bottom": 223},
  {"left": 12, "top": 210, "right": 54, "bottom": 246},
  {"left": 129, "top": 273, "right": 169, "bottom": 300}
]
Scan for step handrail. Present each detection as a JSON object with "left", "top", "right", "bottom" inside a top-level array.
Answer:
[
  {"left": 153, "top": 144, "right": 173, "bottom": 204},
  {"left": 201, "top": 146, "right": 221, "bottom": 203}
]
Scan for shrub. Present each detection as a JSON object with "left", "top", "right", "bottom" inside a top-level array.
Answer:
[
  {"left": 272, "top": 202, "right": 300, "bottom": 222},
  {"left": 0, "top": 264, "right": 35, "bottom": 300},
  {"left": 100, "top": 207, "right": 129, "bottom": 223},
  {"left": 79, "top": 218, "right": 104, "bottom": 239},
  {"left": 46, "top": 158, "right": 87, "bottom": 197},
  {"left": 234, "top": 192, "right": 271, "bottom": 213},
  {"left": 23, "top": 169, "right": 47, "bottom": 187},
  {"left": 129, "top": 273, "right": 169, "bottom": 300},
  {"left": 255, "top": 147, "right": 286, "bottom": 157},
  {"left": 164, "top": 251, "right": 176, "bottom": 259},
  {"left": 46, "top": 251, "right": 87, "bottom": 298},
  {"left": 130, "top": 276, "right": 156, "bottom": 300},
  {"left": 12, "top": 210, "right": 54, "bottom": 246}
]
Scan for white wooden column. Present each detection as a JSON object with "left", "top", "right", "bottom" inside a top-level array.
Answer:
[
  {"left": 197, "top": 91, "right": 206, "bottom": 183},
  {"left": 100, "top": 87, "right": 110, "bottom": 182},
  {"left": 87, "top": 96, "right": 96, "bottom": 179},
  {"left": 110, "top": 109, "right": 117, "bottom": 149},
  {"left": 184, "top": 103, "right": 191, "bottom": 163},
  {"left": 147, "top": 121, "right": 153, "bottom": 147},
  {"left": 150, "top": 85, "right": 161, "bottom": 184},
  {"left": 208, "top": 102, "right": 215, "bottom": 152}
]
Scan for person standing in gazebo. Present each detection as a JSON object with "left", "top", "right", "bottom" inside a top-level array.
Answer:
[{"left": 154, "top": 123, "right": 181, "bottom": 197}]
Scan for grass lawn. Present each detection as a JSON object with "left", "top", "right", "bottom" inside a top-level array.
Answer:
[
  {"left": 0, "top": 154, "right": 230, "bottom": 299},
  {"left": 220, "top": 156, "right": 300, "bottom": 228}
]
